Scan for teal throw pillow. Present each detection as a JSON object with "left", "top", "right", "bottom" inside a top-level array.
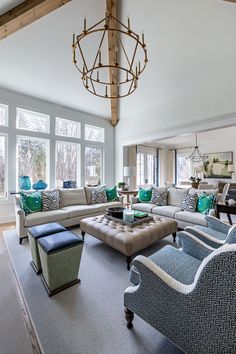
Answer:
[
  {"left": 197, "top": 192, "right": 216, "bottom": 215},
  {"left": 106, "top": 186, "right": 118, "bottom": 201},
  {"left": 139, "top": 188, "right": 152, "bottom": 203},
  {"left": 20, "top": 191, "right": 42, "bottom": 215}
]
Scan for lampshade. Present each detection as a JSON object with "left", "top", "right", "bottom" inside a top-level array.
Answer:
[
  {"left": 228, "top": 164, "right": 236, "bottom": 172},
  {"left": 124, "top": 166, "right": 136, "bottom": 177}
]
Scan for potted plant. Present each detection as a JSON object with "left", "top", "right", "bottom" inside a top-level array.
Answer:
[
  {"left": 117, "top": 182, "right": 126, "bottom": 191},
  {"left": 190, "top": 176, "right": 201, "bottom": 189}
]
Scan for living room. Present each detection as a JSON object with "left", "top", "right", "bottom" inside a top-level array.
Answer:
[{"left": 1, "top": 1, "right": 236, "bottom": 354}]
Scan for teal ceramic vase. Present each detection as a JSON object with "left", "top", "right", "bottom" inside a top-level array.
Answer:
[
  {"left": 19, "top": 176, "right": 31, "bottom": 190},
  {"left": 33, "top": 180, "right": 48, "bottom": 190}
]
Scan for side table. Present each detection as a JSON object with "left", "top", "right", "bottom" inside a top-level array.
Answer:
[
  {"left": 118, "top": 190, "right": 138, "bottom": 207},
  {"left": 216, "top": 202, "right": 236, "bottom": 225}
]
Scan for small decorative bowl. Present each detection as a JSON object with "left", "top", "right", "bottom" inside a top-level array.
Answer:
[{"left": 106, "top": 207, "right": 125, "bottom": 219}]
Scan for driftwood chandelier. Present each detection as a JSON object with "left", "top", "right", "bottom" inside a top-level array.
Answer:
[{"left": 72, "top": 10, "right": 148, "bottom": 99}]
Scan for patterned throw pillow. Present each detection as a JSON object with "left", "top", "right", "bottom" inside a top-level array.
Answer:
[
  {"left": 151, "top": 188, "right": 167, "bottom": 206},
  {"left": 139, "top": 188, "right": 152, "bottom": 203},
  {"left": 41, "top": 190, "right": 59, "bottom": 211},
  {"left": 106, "top": 186, "right": 118, "bottom": 201},
  {"left": 197, "top": 192, "right": 216, "bottom": 214},
  {"left": 91, "top": 186, "right": 108, "bottom": 204},
  {"left": 20, "top": 191, "right": 42, "bottom": 215},
  {"left": 182, "top": 193, "right": 198, "bottom": 213}
]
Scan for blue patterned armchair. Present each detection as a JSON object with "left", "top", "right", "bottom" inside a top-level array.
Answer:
[
  {"left": 184, "top": 215, "right": 236, "bottom": 248},
  {"left": 124, "top": 235, "right": 236, "bottom": 354}
]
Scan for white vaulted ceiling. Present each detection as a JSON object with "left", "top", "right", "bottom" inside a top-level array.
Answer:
[{"left": 0, "top": 0, "right": 236, "bottom": 121}]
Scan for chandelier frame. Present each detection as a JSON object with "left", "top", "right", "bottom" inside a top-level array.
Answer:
[{"left": 72, "top": 12, "right": 148, "bottom": 99}]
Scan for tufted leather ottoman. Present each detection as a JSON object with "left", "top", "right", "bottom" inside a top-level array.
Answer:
[{"left": 80, "top": 215, "right": 177, "bottom": 269}]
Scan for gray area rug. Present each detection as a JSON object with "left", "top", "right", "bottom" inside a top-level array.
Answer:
[{"left": 4, "top": 228, "right": 183, "bottom": 354}]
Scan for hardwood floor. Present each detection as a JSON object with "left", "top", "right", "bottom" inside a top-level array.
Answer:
[{"left": 0, "top": 223, "right": 41, "bottom": 354}]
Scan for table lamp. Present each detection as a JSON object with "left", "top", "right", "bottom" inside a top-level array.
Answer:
[{"left": 124, "top": 166, "right": 136, "bottom": 190}]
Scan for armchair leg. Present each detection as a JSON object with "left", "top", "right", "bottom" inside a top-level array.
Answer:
[
  {"left": 172, "top": 232, "right": 176, "bottom": 243},
  {"left": 125, "top": 308, "right": 134, "bottom": 329},
  {"left": 81, "top": 231, "right": 85, "bottom": 241}
]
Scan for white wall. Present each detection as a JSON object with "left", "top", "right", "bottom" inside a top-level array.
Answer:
[
  {"left": 0, "top": 87, "right": 115, "bottom": 223},
  {"left": 115, "top": 0, "right": 236, "bottom": 183}
]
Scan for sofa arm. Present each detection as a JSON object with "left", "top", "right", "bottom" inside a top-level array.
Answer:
[
  {"left": 205, "top": 215, "right": 230, "bottom": 234},
  {"left": 177, "top": 231, "right": 214, "bottom": 261},
  {"left": 14, "top": 200, "right": 27, "bottom": 239},
  {"left": 131, "top": 196, "right": 139, "bottom": 204},
  {"left": 208, "top": 209, "right": 216, "bottom": 217}
]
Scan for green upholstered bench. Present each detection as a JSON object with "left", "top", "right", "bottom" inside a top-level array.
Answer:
[
  {"left": 28, "top": 223, "right": 67, "bottom": 274},
  {"left": 38, "top": 231, "right": 84, "bottom": 296}
]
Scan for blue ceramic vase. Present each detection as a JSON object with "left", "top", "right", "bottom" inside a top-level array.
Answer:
[
  {"left": 19, "top": 176, "right": 31, "bottom": 190},
  {"left": 32, "top": 180, "right": 48, "bottom": 190}
]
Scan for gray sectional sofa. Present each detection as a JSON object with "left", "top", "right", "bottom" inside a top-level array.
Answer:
[
  {"left": 131, "top": 187, "right": 217, "bottom": 229},
  {"left": 15, "top": 187, "right": 123, "bottom": 243}
]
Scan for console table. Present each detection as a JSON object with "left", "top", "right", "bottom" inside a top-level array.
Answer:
[{"left": 216, "top": 202, "right": 236, "bottom": 225}]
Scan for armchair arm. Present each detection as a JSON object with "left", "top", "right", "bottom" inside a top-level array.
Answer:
[
  {"left": 205, "top": 215, "right": 230, "bottom": 234},
  {"left": 127, "top": 255, "right": 192, "bottom": 294},
  {"left": 177, "top": 231, "right": 214, "bottom": 261},
  {"left": 131, "top": 196, "right": 139, "bottom": 204},
  {"left": 225, "top": 225, "right": 236, "bottom": 244},
  {"left": 185, "top": 226, "right": 225, "bottom": 248},
  {"left": 14, "top": 197, "right": 27, "bottom": 239}
]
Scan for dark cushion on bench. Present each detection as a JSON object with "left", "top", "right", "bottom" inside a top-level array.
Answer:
[
  {"left": 28, "top": 223, "right": 66, "bottom": 240},
  {"left": 38, "top": 231, "right": 83, "bottom": 254}
]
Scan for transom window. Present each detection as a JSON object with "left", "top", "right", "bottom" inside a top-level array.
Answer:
[
  {"left": 55, "top": 117, "right": 81, "bottom": 138},
  {"left": 55, "top": 141, "right": 80, "bottom": 187},
  {"left": 0, "top": 134, "right": 7, "bottom": 198},
  {"left": 0, "top": 104, "right": 8, "bottom": 127},
  {"left": 85, "top": 147, "right": 103, "bottom": 186},
  {"left": 16, "top": 108, "right": 50, "bottom": 133},
  {"left": 85, "top": 124, "right": 104, "bottom": 143},
  {"left": 16, "top": 136, "right": 49, "bottom": 187}
]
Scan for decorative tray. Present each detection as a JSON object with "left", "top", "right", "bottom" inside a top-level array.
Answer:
[{"left": 104, "top": 214, "right": 153, "bottom": 227}]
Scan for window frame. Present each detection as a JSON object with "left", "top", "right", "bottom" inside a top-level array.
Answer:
[
  {"left": 16, "top": 134, "right": 50, "bottom": 190},
  {"left": 0, "top": 103, "right": 8, "bottom": 127},
  {"left": 85, "top": 124, "right": 105, "bottom": 143},
  {"left": 0, "top": 133, "right": 8, "bottom": 199},
  {"left": 84, "top": 145, "right": 104, "bottom": 186},
  {"left": 55, "top": 116, "right": 81, "bottom": 139},
  {"left": 16, "top": 107, "right": 50, "bottom": 134},
  {"left": 55, "top": 140, "right": 81, "bottom": 188},
  {"left": 136, "top": 152, "right": 158, "bottom": 186}
]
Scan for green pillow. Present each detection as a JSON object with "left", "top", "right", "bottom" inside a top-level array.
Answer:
[
  {"left": 20, "top": 191, "right": 42, "bottom": 215},
  {"left": 197, "top": 192, "right": 216, "bottom": 214},
  {"left": 139, "top": 188, "right": 152, "bottom": 203},
  {"left": 106, "top": 186, "right": 118, "bottom": 201}
]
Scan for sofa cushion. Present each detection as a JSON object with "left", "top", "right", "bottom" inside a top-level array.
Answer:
[
  {"left": 151, "top": 187, "right": 167, "bottom": 206},
  {"left": 175, "top": 211, "right": 208, "bottom": 226},
  {"left": 59, "top": 188, "right": 87, "bottom": 207},
  {"left": 182, "top": 193, "right": 198, "bottom": 213},
  {"left": 91, "top": 186, "right": 107, "bottom": 204},
  {"left": 25, "top": 210, "right": 68, "bottom": 227},
  {"left": 106, "top": 186, "right": 119, "bottom": 201},
  {"left": 152, "top": 206, "right": 182, "bottom": 218},
  {"left": 95, "top": 201, "right": 122, "bottom": 212},
  {"left": 197, "top": 192, "right": 216, "bottom": 214},
  {"left": 167, "top": 188, "right": 189, "bottom": 207},
  {"left": 41, "top": 189, "right": 59, "bottom": 211},
  {"left": 132, "top": 203, "right": 154, "bottom": 213},
  {"left": 138, "top": 188, "right": 152, "bottom": 203},
  {"left": 20, "top": 191, "right": 42, "bottom": 215},
  {"left": 84, "top": 187, "right": 93, "bottom": 204},
  {"left": 61, "top": 205, "right": 99, "bottom": 218}
]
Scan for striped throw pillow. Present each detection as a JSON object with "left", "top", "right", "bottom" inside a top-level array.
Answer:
[{"left": 182, "top": 193, "right": 198, "bottom": 213}]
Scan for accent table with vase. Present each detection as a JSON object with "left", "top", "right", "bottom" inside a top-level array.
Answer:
[
  {"left": 216, "top": 202, "right": 236, "bottom": 225},
  {"left": 118, "top": 190, "right": 138, "bottom": 207}
]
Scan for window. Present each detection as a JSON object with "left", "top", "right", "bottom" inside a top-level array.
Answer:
[
  {"left": 85, "top": 124, "right": 104, "bottom": 142},
  {"left": 16, "top": 108, "right": 50, "bottom": 133},
  {"left": 85, "top": 147, "right": 103, "bottom": 186},
  {"left": 16, "top": 136, "right": 49, "bottom": 186},
  {"left": 176, "top": 148, "right": 198, "bottom": 185},
  {"left": 55, "top": 117, "right": 80, "bottom": 138},
  {"left": 0, "top": 104, "right": 8, "bottom": 127},
  {"left": 55, "top": 141, "right": 80, "bottom": 187},
  {"left": 0, "top": 135, "right": 7, "bottom": 198},
  {"left": 136, "top": 147, "right": 158, "bottom": 186}
]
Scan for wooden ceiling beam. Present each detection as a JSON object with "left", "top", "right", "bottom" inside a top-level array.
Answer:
[
  {"left": 0, "top": 0, "right": 72, "bottom": 40},
  {"left": 106, "top": 0, "right": 119, "bottom": 127},
  {"left": 223, "top": 0, "right": 236, "bottom": 3}
]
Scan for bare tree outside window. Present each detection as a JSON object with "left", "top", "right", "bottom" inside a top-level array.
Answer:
[
  {"left": 56, "top": 141, "right": 79, "bottom": 187},
  {"left": 0, "top": 136, "right": 6, "bottom": 197},
  {"left": 85, "top": 147, "right": 103, "bottom": 186},
  {"left": 17, "top": 108, "right": 50, "bottom": 133},
  {"left": 0, "top": 104, "right": 8, "bottom": 127},
  {"left": 17, "top": 136, "right": 49, "bottom": 184},
  {"left": 55, "top": 117, "right": 80, "bottom": 138},
  {"left": 85, "top": 124, "right": 104, "bottom": 142}
]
